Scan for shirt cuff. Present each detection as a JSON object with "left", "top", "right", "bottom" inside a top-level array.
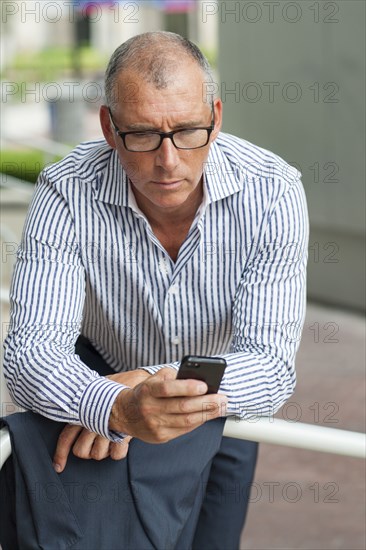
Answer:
[
  {"left": 138, "top": 361, "right": 179, "bottom": 375},
  {"left": 79, "top": 377, "right": 129, "bottom": 442}
]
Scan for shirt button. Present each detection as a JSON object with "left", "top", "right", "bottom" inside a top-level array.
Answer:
[
  {"left": 171, "top": 336, "right": 181, "bottom": 345},
  {"left": 159, "top": 259, "right": 168, "bottom": 274},
  {"left": 169, "top": 285, "right": 179, "bottom": 295}
]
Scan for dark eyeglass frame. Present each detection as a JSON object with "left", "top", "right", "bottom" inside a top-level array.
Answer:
[{"left": 108, "top": 103, "right": 215, "bottom": 152}]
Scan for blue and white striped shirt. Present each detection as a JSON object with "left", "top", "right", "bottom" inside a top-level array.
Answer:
[{"left": 4, "top": 132, "right": 309, "bottom": 441}]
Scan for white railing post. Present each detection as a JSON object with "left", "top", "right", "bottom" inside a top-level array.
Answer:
[
  {"left": 0, "top": 418, "right": 365, "bottom": 470},
  {"left": 0, "top": 428, "right": 12, "bottom": 469}
]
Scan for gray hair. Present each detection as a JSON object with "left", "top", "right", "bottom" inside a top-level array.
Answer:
[{"left": 105, "top": 31, "right": 214, "bottom": 109}]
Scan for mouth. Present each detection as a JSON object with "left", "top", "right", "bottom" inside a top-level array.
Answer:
[{"left": 152, "top": 179, "right": 184, "bottom": 189}]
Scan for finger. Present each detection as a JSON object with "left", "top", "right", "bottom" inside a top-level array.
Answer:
[
  {"left": 110, "top": 436, "right": 132, "bottom": 460},
  {"left": 133, "top": 396, "right": 228, "bottom": 443},
  {"left": 164, "top": 402, "right": 227, "bottom": 435},
  {"left": 148, "top": 372, "right": 208, "bottom": 398},
  {"left": 53, "top": 424, "right": 83, "bottom": 473},
  {"left": 142, "top": 401, "right": 227, "bottom": 443},
  {"left": 73, "top": 431, "right": 110, "bottom": 461},
  {"left": 161, "top": 394, "right": 228, "bottom": 415},
  {"left": 172, "top": 397, "right": 228, "bottom": 428}
]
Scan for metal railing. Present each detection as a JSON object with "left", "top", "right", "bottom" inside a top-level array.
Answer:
[
  {"left": 1, "top": 417, "right": 365, "bottom": 470},
  {"left": 0, "top": 288, "right": 9, "bottom": 304},
  {"left": 223, "top": 416, "right": 365, "bottom": 458},
  {"left": 0, "top": 428, "right": 11, "bottom": 468}
]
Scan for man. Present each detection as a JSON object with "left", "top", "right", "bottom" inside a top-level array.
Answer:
[{"left": 3, "top": 32, "right": 308, "bottom": 548}]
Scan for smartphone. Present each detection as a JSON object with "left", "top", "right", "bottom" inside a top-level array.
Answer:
[{"left": 176, "top": 355, "right": 227, "bottom": 394}]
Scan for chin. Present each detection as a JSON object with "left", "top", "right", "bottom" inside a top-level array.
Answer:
[
  {"left": 152, "top": 189, "right": 190, "bottom": 206},
  {"left": 154, "top": 197, "right": 187, "bottom": 210}
]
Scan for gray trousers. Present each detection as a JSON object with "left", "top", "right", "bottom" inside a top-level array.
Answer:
[{"left": 0, "top": 338, "right": 258, "bottom": 549}]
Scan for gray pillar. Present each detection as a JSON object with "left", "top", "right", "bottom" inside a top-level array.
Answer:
[{"left": 218, "top": 0, "right": 365, "bottom": 311}]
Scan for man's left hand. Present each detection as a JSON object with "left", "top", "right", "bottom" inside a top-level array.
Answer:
[
  {"left": 53, "top": 369, "right": 151, "bottom": 473},
  {"left": 53, "top": 425, "right": 132, "bottom": 473}
]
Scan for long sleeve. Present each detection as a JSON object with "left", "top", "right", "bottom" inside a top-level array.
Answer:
[
  {"left": 3, "top": 174, "right": 126, "bottom": 441},
  {"left": 220, "top": 177, "right": 309, "bottom": 416}
]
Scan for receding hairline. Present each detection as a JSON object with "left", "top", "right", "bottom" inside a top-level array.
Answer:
[
  {"left": 105, "top": 31, "right": 214, "bottom": 109},
  {"left": 112, "top": 57, "right": 208, "bottom": 95}
]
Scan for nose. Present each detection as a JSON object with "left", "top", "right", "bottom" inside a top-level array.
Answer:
[{"left": 155, "top": 136, "right": 180, "bottom": 171}]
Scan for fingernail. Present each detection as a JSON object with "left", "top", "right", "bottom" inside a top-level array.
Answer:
[
  {"left": 197, "top": 383, "right": 207, "bottom": 394},
  {"left": 53, "top": 463, "right": 62, "bottom": 473}
]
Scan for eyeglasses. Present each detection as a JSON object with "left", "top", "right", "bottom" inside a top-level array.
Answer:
[{"left": 108, "top": 104, "right": 215, "bottom": 152}]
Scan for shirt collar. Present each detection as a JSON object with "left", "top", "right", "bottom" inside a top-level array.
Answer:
[
  {"left": 203, "top": 136, "right": 245, "bottom": 204},
  {"left": 90, "top": 147, "right": 129, "bottom": 206}
]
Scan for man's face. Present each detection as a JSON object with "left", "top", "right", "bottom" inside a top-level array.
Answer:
[{"left": 100, "top": 61, "right": 222, "bottom": 216}]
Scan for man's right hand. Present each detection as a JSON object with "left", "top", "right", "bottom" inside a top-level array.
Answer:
[{"left": 109, "top": 368, "right": 228, "bottom": 443}]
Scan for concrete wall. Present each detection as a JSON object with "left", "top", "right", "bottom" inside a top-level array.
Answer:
[{"left": 217, "top": 0, "right": 365, "bottom": 311}]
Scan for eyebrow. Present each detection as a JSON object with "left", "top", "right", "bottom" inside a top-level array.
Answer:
[{"left": 125, "top": 119, "right": 207, "bottom": 132}]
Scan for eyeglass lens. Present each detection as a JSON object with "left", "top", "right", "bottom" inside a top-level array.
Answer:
[{"left": 124, "top": 128, "right": 210, "bottom": 152}]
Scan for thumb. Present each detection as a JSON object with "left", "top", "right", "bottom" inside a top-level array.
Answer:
[{"left": 53, "top": 424, "right": 83, "bottom": 473}]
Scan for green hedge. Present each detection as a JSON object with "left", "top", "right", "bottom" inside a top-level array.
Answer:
[
  {"left": 5, "top": 47, "right": 107, "bottom": 83},
  {"left": 0, "top": 150, "right": 61, "bottom": 184}
]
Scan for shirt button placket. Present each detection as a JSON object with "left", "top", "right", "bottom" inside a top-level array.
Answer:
[{"left": 164, "top": 280, "right": 181, "bottom": 356}]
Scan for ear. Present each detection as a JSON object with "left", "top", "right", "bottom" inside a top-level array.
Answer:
[
  {"left": 100, "top": 105, "right": 117, "bottom": 149},
  {"left": 211, "top": 98, "right": 223, "bottom": 141}
]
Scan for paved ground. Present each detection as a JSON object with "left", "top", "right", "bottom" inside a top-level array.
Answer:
[
  {"left": 240, "top": 306, "right": 365, "bottom": 550},
  {"left": 1, "top": 194, "right": 365, "bottom": 550}
]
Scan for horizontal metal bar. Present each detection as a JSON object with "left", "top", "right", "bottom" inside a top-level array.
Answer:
[
  {"left": 0, "top": 428, "right": 12, "bottom": 469},
  {"left": 0, "top": 288, "right": 10, "bottom": 304},
  {"left": 0, "top": 418, "right": 364, "bottom": 470},
  {"left": 223, "top": 416, "right": 365, "bottom": 459}
]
